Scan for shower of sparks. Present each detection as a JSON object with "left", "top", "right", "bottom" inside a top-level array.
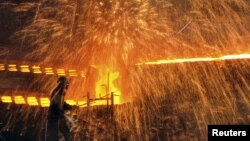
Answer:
[
  {"left": 136, "top": 54, "right": 250, "bottom": 65},
  {"left": 5, "top": 0, "right": 250, "bottom": 103}
]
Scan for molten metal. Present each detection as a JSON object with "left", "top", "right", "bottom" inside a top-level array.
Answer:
[{"left": 136, "top": 54, "right": 250, "bottom": 65}]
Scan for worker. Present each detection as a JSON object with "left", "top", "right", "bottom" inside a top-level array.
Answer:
[{"left": 45, "top": 76, "right": 77, "bottom": 141}]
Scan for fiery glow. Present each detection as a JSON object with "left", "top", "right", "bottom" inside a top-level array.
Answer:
[
  {"left": 40, "top": 98, "right": 50, "bottom": 107},
  {"left": 65, "top": 100, "right": 77, "bottom": 106},
  {"left": 1, "top": 95, "right": 117, "bottom": 107},
  {"left": 44, "top": 67, "right": 54, "bottom": 75},
  {"left": 57, "top": 69, "right": 66, "bottom": 76},
  {"left": 8, "top": 64, "right": 17, "bottom": 71},
  {"left": 20, "top": 65, "right": 30, "bottom": 72},
  {"left": 32, "top": 66, "right": 42, "bottom": 74},
  {"left": 221, "top": 54, "right": 250, "bottom": 59},
  {"left": 1, "top": 96, "right": 12, "bottom": 103},
  {"left": 27, "top": 97, "right": 39, "bottom": 106},
  {"left": 0, "top": 64, "right": 5, "bottom": 70},
  {"left": 0, "top": 63, "right": 85, "bottom": 77},
  {"left": 136, "top": 54, "right": 250, "bottom": 65},
  {"left": 77, "top": 101, "right": 87, "bottom": 107},
  {"left": 80, "top": 71, "right": 86, "bottom": 78},
  {"left": 68, "top": 70, "right": 78, "bottom": 77},
  {"left": 14, "top": 96, "right": 26, "bottom": 104},
  {"left": 95, "top": 67, "right": 121, "bottom": 105}
]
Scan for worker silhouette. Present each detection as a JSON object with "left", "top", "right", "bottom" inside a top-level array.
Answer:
[{"left": 45, "top": 76, "right": 76, "bottom": 141}]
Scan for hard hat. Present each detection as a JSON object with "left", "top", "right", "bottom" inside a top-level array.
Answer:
[{"left": 57, "top": 76, "right": 69, "bottom": 86}]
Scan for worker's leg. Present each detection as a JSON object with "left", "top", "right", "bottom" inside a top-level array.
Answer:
[
  {"left": 45, "top": 119, "right": 59, "bottom": 141},
  {"left": 59, "top": 118, "right": 72, "bottom": 141}
]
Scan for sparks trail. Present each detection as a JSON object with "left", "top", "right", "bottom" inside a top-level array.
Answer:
[{"left": 136, "top": 54, "right": 250, "bottom": 65}]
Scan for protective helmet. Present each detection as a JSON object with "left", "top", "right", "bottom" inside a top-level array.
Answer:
[{"left": 57, "top": 76, "right": 69, "bottom": 86}]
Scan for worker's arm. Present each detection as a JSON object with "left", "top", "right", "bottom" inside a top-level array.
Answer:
[{"left": 63, "top": 102, "right": 79, "bottom": 111}]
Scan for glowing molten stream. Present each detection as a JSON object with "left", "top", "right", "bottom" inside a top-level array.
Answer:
[
  {"left": 136, "top": 54, "right": 250, "bottom": 65},
  {"left": 95, "top": 67, "right": 121, "bottom": 105}
]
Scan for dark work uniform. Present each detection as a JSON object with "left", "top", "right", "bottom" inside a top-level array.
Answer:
[{"left": 45, "top": 84, "right": 73, "bottom": 141}]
